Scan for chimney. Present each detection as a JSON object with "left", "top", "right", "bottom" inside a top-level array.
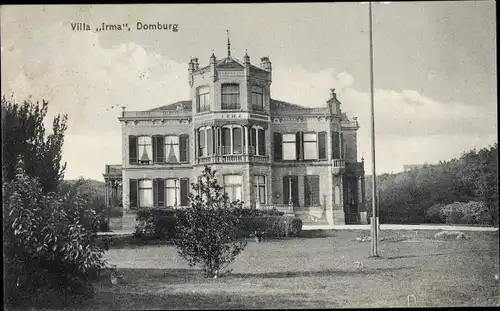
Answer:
[
  {"left": 188, "top": 58, "right": 194, "bottom": 74},
  {"left": 210, "top": 51, "right": 216, "bottom": 64},
  {"left": 260, "top": 57, "right": 272, "bottom": 72},
  {"left": 330, "top": 88, "right": 337, "bottom": 99},
  {"left": 193, "top": 57, "right": 199, "bottom": 70},
  {"left": 243, "top": 50, "right": 250, "bottom": 64}
]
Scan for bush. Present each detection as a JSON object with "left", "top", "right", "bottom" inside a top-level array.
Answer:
[
  {"left": 134, "top": 207, "right": 296, "bottom": 241},
  {"left": 3, "top": 166, "right": 107, "bottom": 307},
  {"left": 435, "top": 201, "right": 490, "bottom": 225},
  {"left": 134, "top": 208, "right": 177, "bottom": 239},
  {"left": 174, "top": 167, "right": 247, "bottom": 278}
]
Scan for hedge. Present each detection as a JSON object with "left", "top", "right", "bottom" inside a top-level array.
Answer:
[{"left": 134, "top": 207, "right": 301, "bottom": 240}]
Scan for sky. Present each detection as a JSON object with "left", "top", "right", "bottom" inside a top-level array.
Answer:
[{"left": 1, "top": 2, "right": 497, "bottom": 181}]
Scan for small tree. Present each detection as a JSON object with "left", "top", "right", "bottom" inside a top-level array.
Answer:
[{"left": 174, "top": 166, "right": 247, "bottom": 278}]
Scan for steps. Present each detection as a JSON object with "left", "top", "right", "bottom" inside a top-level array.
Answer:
[
  {"left": 121, "top": 213, "right": 137, "bottom": 231},
  {"left": 295, "top": 211, "right": 328, "bottom": 225}
]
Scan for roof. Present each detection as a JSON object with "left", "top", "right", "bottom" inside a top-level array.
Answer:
[
  {"left": 198, "top": 56, "right": 268, "bottom": 73},
  {"left": 145, "top": 98, "right": 315, "bottom": 113},
  {"left": 147, "top": 100, "right": 192, "bottom": 111}
]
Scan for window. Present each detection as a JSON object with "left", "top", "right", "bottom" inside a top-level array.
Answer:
[
  {"left": 153, "top": 179, "right": 165, "bottom": 207},
  {"left": 166, "top": 179, "right": 180, "bottom": 207},
  {"left": 253, "top": 176, "right": 266, "bottom": 205},
  {"left": 273, "top": 133, "right": 282, "bottom": 160},
  {"left": 233, "top": 127, "right": 242, "bottom": 154},
  {"left": 179, "top": 134, "right": 189, "bottom": 162},
  {"left": 180, "top": 178, "right": 190, "bottom": 206},
  {"left": 252, "top": 86, "right": 264, "bottom": 111},
  {"left": 165, "top": 135, "right": 179, "bottom": 163},
  {"left": 198, "top": 129, "right": 206, "bottom": 157},
  {"left": 304, "top": 175, "right": 320, "bottom": 206},
  {"left": 332, "top": 131, "right": 340, "bottom": 159},
  {"left": 221, "top": 84, "right": 240, "bottom": 109},
  {"left": 138, "top": 136, "right": 153, "bottom": 164},
  {"left": 318, "top": 132, "right": 327, "bottom": 160},
  {"left": 250, "top": 128, "right": 257, "bottom": 155},
  {"left": 282, "top": 134, "right": 296, "bottom": 160},
  {"left": 303, "top": 133, "right": 318, "bottom": 160},
  {"left": 258, "top": 128, "right": 266, "bottom": 156},
  {"left": 152, "top": 136, "right": 165, "bottom": 163},
  {"left": 197, "top": 86, "right": 210, "bottom": 112},
  {"left": 224, "top": 175, "right": 242, "bottom": 202},
  {"left": 129, "top": 136, "right": 138, "bottom": 164},
  {"left": 221, "top": 127, "right": 231, "bottom": 154},
  {"left": 139, "top": 179, "right": 153, "bottom": 208},
  {"left": 129, "top": 179, "right": 138, "bottom": 208},
  {"left": 207, "top": 128, "right": 213, "bottom": 155}
]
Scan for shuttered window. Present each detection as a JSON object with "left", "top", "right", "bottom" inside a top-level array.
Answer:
[
  {"left": 129, "top": 136, "right": 137, "bottom": 164},
  {"left": 318, "top": 132, "right": 327, "bottom": 160},
  {"left": 295, "top": 132, "right": 303, "bottom": 161},
  {"left": 152, "top": 136, "right": 165, "bottom": 163},
  {"left": 304, "top": 175, "right": 320, "bottom": 206},
  {"left": 129, "top": 179, "right": 138, "bottom": 209},
  {"left": 179, "top": 134, "right": 189, "bottom": 162},
  {"left": 153, "top": 179, "right": 165, "bottom": 207},
  {"left": 332, "top": 131, "right": 340, "bottom": 159},
  {"left": 273, "top": 132, "right": 282, "bottom": 161},
  {"left": 180, "top": 178, "right": 190, "bottom": 207}
]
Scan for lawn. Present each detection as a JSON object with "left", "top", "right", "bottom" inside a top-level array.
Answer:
[{"left": 57, "top": 230, "right": 500, "bottom": 309}]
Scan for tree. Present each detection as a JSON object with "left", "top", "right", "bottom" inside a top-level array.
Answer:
[
  {"left": 1, "top": 94, "right": 67, "bottom": 194},
  {"left": 174, "top": 166, "right": 247, "bottom": 278}
]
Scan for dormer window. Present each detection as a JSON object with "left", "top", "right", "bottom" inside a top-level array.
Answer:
[
  {"left": 221, "top": 84, "right": 240, "bottom": 110},
  {"left": 197, "top": 86, "right": 210, "bottom": 112},
  {"left": 252, "top": 86, "right": 264, "bottom": 111}
]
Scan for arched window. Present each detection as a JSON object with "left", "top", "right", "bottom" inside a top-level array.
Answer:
[
  {"left": 233, "top": 127, "right": 242, "bottom": 154},
  {"left": 334, "top": 186, "right": 341, "bottom": 206},
  {"left": 207, "top": 128, "right": 213, "bottom": 155},
  {"left": 221, "top": 127, "right": 231, "bottom": 154},
  {"left": 198, "top": 128, "right": 206, "bottom": 157}
]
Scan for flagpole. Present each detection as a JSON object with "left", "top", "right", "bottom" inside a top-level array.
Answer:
[{"left": 369, "top": 1, "right": 379, "bottom": 257}]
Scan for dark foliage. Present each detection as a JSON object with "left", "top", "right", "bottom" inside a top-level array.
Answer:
[
  {"left": 366, "top": 143, "right": 498, "bottom": 225},
  {"left": 2, "top": 95, "right": 67, "bottom": 194}
]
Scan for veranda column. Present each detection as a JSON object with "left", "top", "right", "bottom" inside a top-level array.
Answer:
[
  {"left": 256, "top": 177, "right": 260, "bottom": 209},
  {"left": 104, "top": 179, "right": 109, "bottom": 210},
  {"left": 244, "top": 125, "right": 249, "bottom": 154}
]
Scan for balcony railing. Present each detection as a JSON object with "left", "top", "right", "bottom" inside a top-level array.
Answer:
[
  {"left": 198, "top": 154, "right": 268, "bottom": 164},
  {"left": 332, "top": 158, "right": 346, "bottom": 175}
]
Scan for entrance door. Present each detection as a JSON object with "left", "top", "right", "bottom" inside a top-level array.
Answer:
[{"left": 283, "top": 175, "right": 299, "bottom": 207}]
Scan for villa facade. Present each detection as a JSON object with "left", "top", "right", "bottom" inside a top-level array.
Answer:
[{"left": 103, "top": 46, "right": 366, "bottom": 226}]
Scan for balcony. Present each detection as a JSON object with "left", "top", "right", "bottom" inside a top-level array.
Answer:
[
  {"left": 198, "top": 154, "right": 268, "bottom": 164},
  {"left": 332, "top": 158, "right": 346, "bottom": 175},
  {"left": 197, "top": 146, "right": 268, "bottom": 164}
]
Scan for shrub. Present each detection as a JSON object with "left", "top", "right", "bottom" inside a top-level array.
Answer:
[
  {"left": 134, "top": 207, "right": 295, "bottom": 241},
  {"left": 134, "top": 208, "right": 177, "bottom": 239},
  {"left": 436, "top": 201, "right": 490, "bottom": 225},
  {"left": 3, "top": 165, "right": 107, "bottom": 307},
  {"left": 174, "top": 167, "right": 247, "bottom": 278}
]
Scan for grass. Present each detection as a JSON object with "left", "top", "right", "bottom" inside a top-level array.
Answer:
[{"left": 23, "top": 230, "right": 500, "bottom": 309}]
